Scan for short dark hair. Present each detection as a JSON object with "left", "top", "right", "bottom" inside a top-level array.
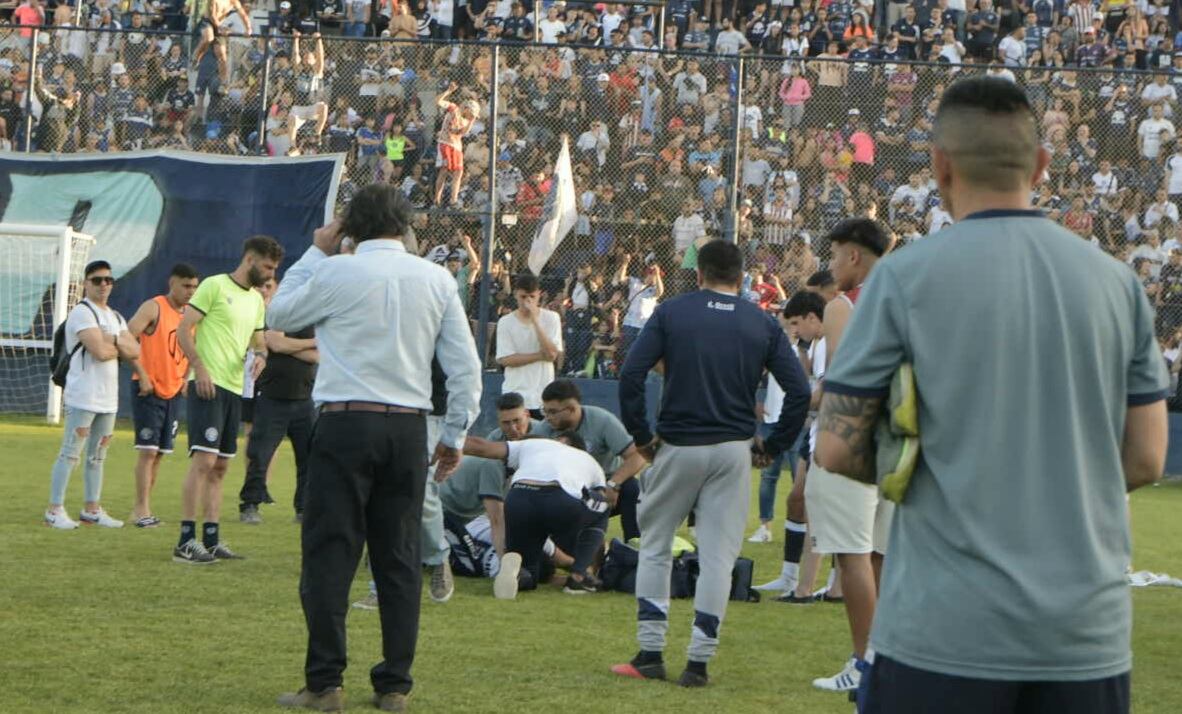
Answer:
[
  {"left": 84, "top": 260, "right": 111, "bottom": 277},
  {"left": 552, "top": 430, "right": 587, "bottom": 452},
  {"left": 934, "top": 77, "right": 1040, "bottom": 191},
  {"left": 243, "top": 235, "right": 284, "bottom": 262},
  {"left": 806, "top": 269, "right": 834, "bottom": 288},
  {"left": 541, "top": 379, "right": 581, "bottom": 403},
  {"left": 495, "top": 392, "right": 525, "bottom": 411},
  {"left": 170, "top": 262, "right": 198, "bottom": 280},
  {"left": 783, "top": 290, "right": 827, "bottom": 321},
  {"left": 697, "top": 240, "right": 744, "bottom": 285},
  {"left": 342, "top": 183, "right": 414, "bottom": 243},
  {"left": 513, "top": 274, "right": 541, "bottom": 293},
  {"left": 826, "top": 218, "right": 891, "bottom": 258}
]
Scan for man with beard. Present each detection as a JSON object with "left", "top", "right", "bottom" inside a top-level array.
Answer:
[{"left": 173, "top": 236, "right": 283, "bottom": 564}]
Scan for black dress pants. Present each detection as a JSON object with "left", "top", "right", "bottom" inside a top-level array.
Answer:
[
  {"left": 239, "top": 394, "right": 315, "bottom": 513},
  {"left": 300, "top": 411, "right": 427, "bottom": 695}
]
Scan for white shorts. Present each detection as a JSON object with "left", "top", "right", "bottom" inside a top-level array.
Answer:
[
  {"left": 290, "top": 104, "right": 319, "bottom": 123},
  {"left": 804, "top": 460, "right": 893, "bottom": 555}
]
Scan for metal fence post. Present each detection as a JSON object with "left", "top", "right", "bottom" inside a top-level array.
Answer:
[
  {"left": 475, "top": 43, "right": 501, "bottom": 367},
  {"left": 726, "top": 55, "right": 745, "bottom": 243},
  {"left": 257, "top": 35, "right": 274, "bottom": 154},
  {"left": 23, "top": 27, "right": 39, "bottom": 153},
  {"left": 533, "top": 0, "right": 542, "bottom": 43}
]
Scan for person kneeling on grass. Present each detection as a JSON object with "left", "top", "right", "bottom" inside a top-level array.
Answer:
[{"left": 462, "top": 432, "right": 609, "bottom": 600}]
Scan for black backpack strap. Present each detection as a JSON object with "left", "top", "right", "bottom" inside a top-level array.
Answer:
[{"left": 73, "top": 300, "right": 104, "bottom": 368}]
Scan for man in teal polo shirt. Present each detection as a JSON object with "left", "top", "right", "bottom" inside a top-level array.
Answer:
[{"left": 816, "top": 76, "right": 1168, "bottom": 713}]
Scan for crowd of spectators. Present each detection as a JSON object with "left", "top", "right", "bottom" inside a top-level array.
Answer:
[{"left": 4, "top": 0, "right": 1182, "bottom": 372}]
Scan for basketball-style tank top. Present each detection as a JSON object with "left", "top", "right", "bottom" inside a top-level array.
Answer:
[{"left": 134, "top": 295, "right": 188, "bottom": 399}]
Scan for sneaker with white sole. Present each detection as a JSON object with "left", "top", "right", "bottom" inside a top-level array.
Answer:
[
  {"left": 747, "top": 524, "right": 772, "bottom": 543},
  {"left": 208, "top": 542, "right": 245, "bottom": 560},
  {"left": 44, "top": 510, "right": 79, "bottom": 530},
  {"left": 812, "top": 657, "right": 861, "bottom": 692},
  {"left": 753, "top": 576, "right": 797, "bottom": 593},
  {"left": 494, "top": 552, "right": 522, "bottom": 600},
  {"left": 79, "top": 509, "right": 124, "bottom": 528},
  {"left": 428, "top": 560, "right": 454, "bottom": 603},
  {"left": 173, "top": 538, "right": 218, "bottom": 565},
  {"left": 352, "top": 593, "right": 379, "bottom": 610}
]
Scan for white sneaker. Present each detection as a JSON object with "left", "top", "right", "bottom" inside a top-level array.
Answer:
[
  {"left": 754, "top": 576, "right": 797, "bottom": 593},
  {"left": 494, "top": 552, "right": 522, "bottom": 600},
  {"left": 747, "top": 524, "right": 772, "bottom": 543},
  {"left": 812, "top": 657, "right": 861, "bottom": 692},
  {"left": 44, "top": 510, "right": 79, "bottom": 530},
  {"left": 352, "top": 593, "right": 379, "bottom": 611},
  {"left": 79, "top": 509, "right": 124, "bottom": 528}
]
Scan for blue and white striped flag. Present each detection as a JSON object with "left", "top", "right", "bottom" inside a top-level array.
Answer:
[{"left": 527, "top": 136, "right": 578, "bottom": 276}]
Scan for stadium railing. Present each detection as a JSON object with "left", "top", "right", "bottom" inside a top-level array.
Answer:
[{"left": 4, "top": 22, "right": 1180, "bottom": 374}]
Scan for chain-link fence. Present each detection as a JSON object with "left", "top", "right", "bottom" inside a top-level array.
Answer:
[{"left": 4, "top": 21, "right": 1182, "bottom": 374}]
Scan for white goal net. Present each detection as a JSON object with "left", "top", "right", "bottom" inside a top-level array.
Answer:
[{"left": 0, "top": 224, "right": 96, "bottom": 424}]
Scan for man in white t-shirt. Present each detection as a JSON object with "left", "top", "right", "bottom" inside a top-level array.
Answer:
[
  {"left": 496, "top": 274, "right": 563, "bottom": 416},
  {"left": 44, "top": 260, "right": 140, "bottom": 529},
  {"left": 1144, "top": 189, "right": 1180, "bottom": 228},
  {"left": 1141, "top": 74, "right": 1177, "bottom": 119},
  {"left": 1091, "top": 160, "right": 1120, "bottom": 196},
  {"left": 672, "top": 201, "right": 707, "bottom": 253},
  {"left": 1138, "top": 104, "right": 1175, "bottom": 159},
  {"left": 1165, "top": 145, "right": 1182, "bottom": 199},
  {"left": 538, "top": 6, "right": 566, "bottom": 42},
  {"left": 614, "top": 253, "right": 665, "bottom": 363},
  {"left": 463, "top": 431, "right": 609, "bottom": 599},
  {"left": 998, "top": 26, "right": 1027, "bottom": 66}
]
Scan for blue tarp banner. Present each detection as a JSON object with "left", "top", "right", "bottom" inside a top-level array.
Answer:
[{"left": 0, "top": 150, "right": 342, "bottom": 325}]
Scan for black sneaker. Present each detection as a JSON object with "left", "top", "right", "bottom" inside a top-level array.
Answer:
[
  {"left": 610, "top": 654, "right": 666, "bottom": 681},
  {"left": 677, "top": 669, "right": 709, "bottom": 688},
  {"left": 774, "top": 592, "right": 816, "bottom": 604},
  {"left": 173, "top": 539, "right": 218, "bottom": 565},
  {"left": 208, "top": 542, "right": 246, "bottom": 560},
  {"left": 562, "top": 572, "right": 602, "bottom": 595},
  {"left": 818, "top": 593, "right": 844, "bottom": 604}
]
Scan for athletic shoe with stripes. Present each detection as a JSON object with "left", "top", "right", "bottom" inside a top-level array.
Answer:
[
  {"left": 44, "top": 510, "right": 79, "bottom": 530},
  {"left": 812, "top": 657, "right": 861, "bottom": 692},
  {"left": 209, "top": 542, "right": 245, "bottom": 560},
  {"left": 173, "top": 539, "right": 217, "bottom": 565},
  {"left": 79, "top": 509, "right": 124, "bottom": 528}
]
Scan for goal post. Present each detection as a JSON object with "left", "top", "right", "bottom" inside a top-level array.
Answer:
[{"left": 0, "top": 224, "right": 96, "bottom": 424}]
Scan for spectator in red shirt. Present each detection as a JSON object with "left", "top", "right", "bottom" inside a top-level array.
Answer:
[
  {"left": 14, "top": 0, "right": 45, "bottom": 41},
  {"left": 517, "top": 168, "right": 552, "bottom": 221}
]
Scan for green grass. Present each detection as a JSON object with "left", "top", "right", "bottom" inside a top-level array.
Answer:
[{"left": 1, "top": 416, "right": 1181, "bottom": 713}]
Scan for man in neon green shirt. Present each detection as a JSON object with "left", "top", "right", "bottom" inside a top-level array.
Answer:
[{"left": 174, "top": 235, "right": 283, "bottom": 564}]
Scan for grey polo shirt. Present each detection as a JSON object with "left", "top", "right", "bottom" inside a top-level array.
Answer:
[
  {"left": 537, "top": 405, "right": 634, "bottom": 474},
  {"left": 826, "top": 209, "right": 1169, "bottom": 681}
]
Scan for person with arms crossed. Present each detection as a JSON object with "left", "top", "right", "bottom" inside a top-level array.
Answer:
[
  {"left": 125, "top": 262, "right": 200, "bottom": 528},
  {"left": 804, "top": 217, "right": 894, "bottom": 694},
  {"left": 814, "top": 76, "right": 1168, "bottom": 714},
  {"left": 613, "top": 240, "right": 810, "bottom": 687},
  {"left": 496, "top": 274, "right": 563, "bottom": 419},
  {"left": 268, "top": 185, "right": 481, "bottom": 714},
  {"left": 174, "top": 236, "right": 282, "bottom": 564},
  {"left": 44, "top": 260, "right": 139, "bottom": 530}
]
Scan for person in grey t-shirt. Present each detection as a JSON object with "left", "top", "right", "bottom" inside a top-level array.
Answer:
[{"left": 816, "top": 77, "right": 1169, "bottom": 714}]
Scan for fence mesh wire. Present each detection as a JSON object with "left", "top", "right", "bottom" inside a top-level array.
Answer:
[{"left": 4, "top": 19, "right": 1182, "bottom": 373}]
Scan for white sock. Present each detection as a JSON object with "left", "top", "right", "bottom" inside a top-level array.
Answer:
[
  {"left": 825, "top": 568, "right": 837, "bottom": 590},
  {"left": 780, "top": 561, "right": 799, "bottom": 580}
]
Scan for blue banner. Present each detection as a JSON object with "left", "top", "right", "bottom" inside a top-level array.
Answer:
[{"left": 0, "top": 151, "right": 342, "bottom": 324}]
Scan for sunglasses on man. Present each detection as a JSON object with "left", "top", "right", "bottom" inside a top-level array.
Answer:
[{"left": 88, "top": 276, "right": 115, "bottom": 286}]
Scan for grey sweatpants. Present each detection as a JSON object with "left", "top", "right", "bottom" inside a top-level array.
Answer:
[{"left": 635, "top": 440, "right": 752, "bottom": 663}]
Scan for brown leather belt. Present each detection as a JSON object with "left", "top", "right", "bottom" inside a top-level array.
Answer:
[{"left": 320, "top": 401, "right": 427, "bottom": 416}]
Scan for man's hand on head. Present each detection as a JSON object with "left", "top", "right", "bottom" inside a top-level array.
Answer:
[{"left": 313, "top": 219, "right": 345, "bottom": 255}]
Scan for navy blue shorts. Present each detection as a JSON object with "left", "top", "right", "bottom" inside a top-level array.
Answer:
[
  {"left": 133, "top": 392, "right": 183, "bottom": 454},
  {"left": 186, "top": 383, "right": 242, "bottom": 458},
  {"left": 861, "top": 654, "right": 1129, "bottom": 714}
]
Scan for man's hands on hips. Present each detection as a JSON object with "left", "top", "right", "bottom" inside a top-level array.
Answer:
[{"left": 432, "top": 443, "right": 462, "bottom": 481}]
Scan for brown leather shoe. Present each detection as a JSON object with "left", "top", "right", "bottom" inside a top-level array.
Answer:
[
  {"left": 373, "top": 692, "right": 409, "bottom": 712},
  {"left": 277, "top": 687, "right": 345, "bottom": 712}
]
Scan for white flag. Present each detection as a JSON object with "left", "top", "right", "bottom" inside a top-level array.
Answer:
[{"left": 527, "top": 136, "right": 578, "bottom": 276}]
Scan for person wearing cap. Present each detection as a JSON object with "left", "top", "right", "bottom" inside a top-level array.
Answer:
[
  {"left": 1075, "top": 25, "right": 1116, "bottom": 66},
  {"left": 433, "top": 81, "right": 481, "bottom": 207},
  {"left": 192, "top": 0, "right": 251, "bottom": 86},
  {"left": 44, "top": 260, "right": 139, "bottom": 530}
]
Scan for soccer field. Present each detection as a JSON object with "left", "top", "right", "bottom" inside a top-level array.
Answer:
[{"left": 2, "top": 416, "right": 1181, "bottom": 714}]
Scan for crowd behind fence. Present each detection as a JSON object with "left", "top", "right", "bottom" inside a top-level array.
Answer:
[{"left": 4, "top": 12, "right": 1182, "bottom": 377}]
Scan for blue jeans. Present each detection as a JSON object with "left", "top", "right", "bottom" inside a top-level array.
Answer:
[
  {"left": 344, "top": 21, "right": 367, "bottom": 37},
  {"left": 49, "top": 408, "right": 116, "bottom": 506},
  {"left": 757, "top": 422, "right": 803, "bottom": 522}
]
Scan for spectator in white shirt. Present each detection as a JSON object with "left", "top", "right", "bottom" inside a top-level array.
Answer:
[
  {"left": 672, "top": 200, "right": 707, "bottom": 254},
  {"left": 673, "top": 60, "right": 708, "bottom": 105},
  {"left": 1091, "top": 160, "right": 1120, "bottom": 196},
  {"left": 1138, "top": 104, "right": 1175, "bottom": 159},
  {"left": 998, "top": 26, "right": 1028, "bottom": 66},
  {"left": 1167, "top": 145, "right": 1182, "bottom": 200},
  {"left": 538, "top": 6, "right": 566, "bottom": 43},
  {"left": 496, "top": 274, "right": 564, "bottom": 416},
  {"left": 714, "top": 17, "right": 751, "bottom": 54},
  {"left": 44, "top": 260, "right": 139, "bottom": 530},
  {"left": 1145, "top": 189, "right": 1180, "bottom": 227},
  {"left": 1128, "top": 229, "right": 1167, "bottom": 277},
  {"left": 889, "top": 173, "right": 931, "bottom": 220},
  {"left": 613, "top": 252, "right": 664, "bottom": 364},
  {"left": 1141, "top": 74, "right": 1178, "bottom": 118},
  {"left": 576, "top": 120, "right": 611, "bottom": 168}
]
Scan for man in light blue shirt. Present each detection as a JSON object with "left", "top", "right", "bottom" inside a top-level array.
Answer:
[
  {"left": 270, "top": 184, "right": 482, "bottom": 713},
  {"left": 815, "top": 77, "right": 1168, "bottom": 714}
]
